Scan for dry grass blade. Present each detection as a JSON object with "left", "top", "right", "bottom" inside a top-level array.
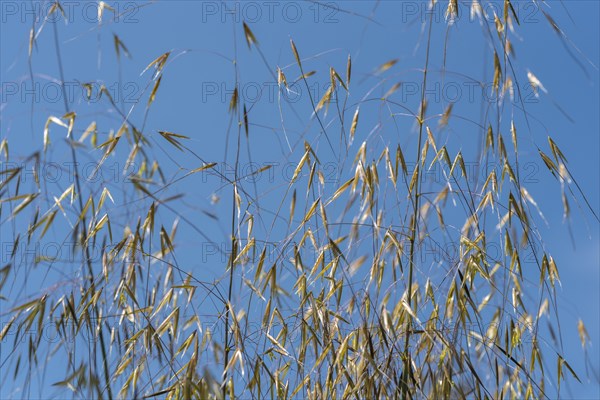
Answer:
[{"left": 243, "top": 22, "right": 258, "bottom": 48}]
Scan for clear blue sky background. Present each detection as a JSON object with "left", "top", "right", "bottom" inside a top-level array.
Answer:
[{"left": 1, "top": 1, "right": 599, "bottom": 398}]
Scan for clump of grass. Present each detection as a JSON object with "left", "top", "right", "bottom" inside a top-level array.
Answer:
[{"left": 0, "top": 1, "right": 597, "bottom": 399}]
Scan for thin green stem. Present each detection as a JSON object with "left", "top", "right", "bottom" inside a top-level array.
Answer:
[
  {"left": 52, "top": 19, "right": 113, "bottom": 400},
  {"left": 400, "top": 6, "right": 434, "bottom": 399}
]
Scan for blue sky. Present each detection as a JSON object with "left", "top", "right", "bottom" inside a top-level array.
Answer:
[{"left": 1, "top": 1, "right": 599, "bottom": 398}]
